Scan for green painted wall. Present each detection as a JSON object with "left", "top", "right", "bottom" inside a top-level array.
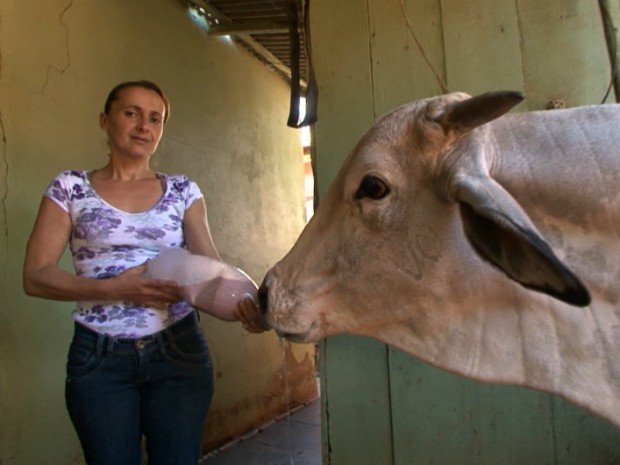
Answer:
[
  {"left": 0, "top": 1, "right": 316, "bottom": 464},
  {"left": 311, "top": 0, "right": 620, "bottom": 464}
]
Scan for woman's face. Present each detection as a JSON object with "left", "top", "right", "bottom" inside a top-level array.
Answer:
[{"left": 99, "top": 86, "right": 167, "bottom": 160}]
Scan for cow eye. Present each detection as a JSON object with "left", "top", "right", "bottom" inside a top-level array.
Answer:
[{"left": 354, "top": 175, "right": 390, "bottom": 200}]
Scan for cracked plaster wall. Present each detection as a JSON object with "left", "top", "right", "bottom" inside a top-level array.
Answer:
[{"left": 0, "top": 1, "right": 317, "bottom": 464}]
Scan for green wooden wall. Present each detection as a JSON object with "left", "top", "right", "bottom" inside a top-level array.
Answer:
[{"left": 311, "top": 0, "right": 620, "bottom": 464}]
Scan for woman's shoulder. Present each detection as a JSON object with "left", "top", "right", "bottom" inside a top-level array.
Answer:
[
  {"left": 159, "top": 173, "right": 198, "bottom": 191},
  {"left": 158, "top": 173, "right": 203, "bottom": 203},
  {"left": 44, "top": 170, "right": 90, "bottom": 205},
  {"left": 54, "top": 169, "right": 87, "bottom": 177},
  {"left": 52, "top": 170, "right": 88, "bottom": 183},
  {"left": 159, "top": 172, "right": 191, "bottom": 183},
  {"left": 47, "top": 170, "right": 89, "bottom": 189}
]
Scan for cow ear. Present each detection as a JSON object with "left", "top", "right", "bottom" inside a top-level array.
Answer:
[
  {"left": 436, "top": 91, "right": 524, "bottom": 134},
  {"left": 454, "top": 175, "right": 591, "bottom": 307}
]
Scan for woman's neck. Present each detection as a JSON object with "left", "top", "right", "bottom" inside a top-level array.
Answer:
[{"left": 93, "top": 160, "right": 156, "bottom": 181}]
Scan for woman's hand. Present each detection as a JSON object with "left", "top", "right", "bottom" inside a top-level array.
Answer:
[
  {"left": 110, "top": 262, "right": 181, "bottom": 307},
  {"left": 235, "top": 295, "right": 269, "bottom": 333}
]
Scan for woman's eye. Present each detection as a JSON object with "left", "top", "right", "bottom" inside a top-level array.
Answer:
[{"left": 354, "top": 175, "right": 390, "bottom": 200}]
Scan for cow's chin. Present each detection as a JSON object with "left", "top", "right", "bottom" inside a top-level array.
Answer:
[{"left": 267, "top": 318, "right": 322, "bottom": 343}]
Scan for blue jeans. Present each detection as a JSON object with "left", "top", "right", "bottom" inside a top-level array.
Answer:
[{"left": 65, "top": 312, "right": 214, "bottom": 465}]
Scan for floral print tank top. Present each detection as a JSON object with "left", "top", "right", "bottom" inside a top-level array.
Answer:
[{"left": 44, "top": 170, "right": 203, "bottom": 337}]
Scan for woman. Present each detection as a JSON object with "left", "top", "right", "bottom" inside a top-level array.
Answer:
[{"left": 23, "top": 80, "right": 265, "bottom": 465}]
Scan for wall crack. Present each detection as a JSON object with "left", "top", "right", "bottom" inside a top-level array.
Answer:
[
  {"left": 0, "top": 111, "right": 7, "bottom": 263},
  {"left": 31, "top": 0, "right": 74, "bottom": 98},
  {"left": 0, "top": 10, "right": 7, "bottom": 266}
]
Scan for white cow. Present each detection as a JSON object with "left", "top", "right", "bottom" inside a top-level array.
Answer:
[{"left": 259, "top": 91, "right": 620, "bottom": 428}]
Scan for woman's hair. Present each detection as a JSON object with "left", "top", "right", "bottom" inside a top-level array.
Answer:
[{"left": 103, "top": 80, "right": 170, "bottom": 123}]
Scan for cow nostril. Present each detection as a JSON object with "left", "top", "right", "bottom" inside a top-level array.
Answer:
[{"left": 257, "top": 282, "right": 269, "bottom": 314}]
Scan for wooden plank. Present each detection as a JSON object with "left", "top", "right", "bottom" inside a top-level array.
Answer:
[
  {"left": 310, "top": 0, "right": 376, "bottom": 198},
  {"left": 600, "top": 0, "right": 620, "bottom": 102},
  {"left": 389, "top": 353, "right": 557, "bottom": 465},
  {"left": 311, "top": 0, "right": 394, "bottom": 464},
  {"left": 368, "top": 0, "right": 447, "bottom": 115},
  {"left": 441, "top": 0, "right": 525, "bottom": 96},
  {"left": 517, "top": 0, "right": 613, "bottom": 110},
  {"left": 321, "top": 337, "right": 394, "bottom": 465},
  {"left": 551, "top": 396, "right": 620, "bottom": 464}
]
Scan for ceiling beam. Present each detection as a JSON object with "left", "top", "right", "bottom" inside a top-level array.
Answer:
[
  {"left": 207, "top": 20, "right": 289, "bottom": 36},
  {"left": 236, "top": 34, "right": 296, "bottom": 81}
]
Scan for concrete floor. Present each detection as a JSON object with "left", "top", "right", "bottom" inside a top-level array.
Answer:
[{"left": 199, "top": 399, "right": 321, "bottom": 465}]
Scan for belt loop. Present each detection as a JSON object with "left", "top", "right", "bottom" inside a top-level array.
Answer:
[
  {"left": 155, "top": 328, "right": 172, "bottom": 355},
  {"left": 95, "top": 333, "right": 106, "bottom": 358},
  {"left": 164, "top": 324, "right": 175, "bottom": 344},
  {"left": 106, "top": 336, "right": 116, "bottom": 356}
]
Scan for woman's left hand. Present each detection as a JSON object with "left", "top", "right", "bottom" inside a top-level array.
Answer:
[{"left": 235, "top": 295, "right": 269, "bottom": 333}]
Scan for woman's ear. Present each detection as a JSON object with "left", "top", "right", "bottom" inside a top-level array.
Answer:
[{"left": 99, "top": 112, "right": 108, "bottom": 130}]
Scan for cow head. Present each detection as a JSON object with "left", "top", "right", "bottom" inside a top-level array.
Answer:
[{"left": 259, "top": 91, "right": 590, "bottom": 343}]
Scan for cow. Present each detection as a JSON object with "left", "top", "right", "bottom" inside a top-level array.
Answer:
[{"left": 258, "top": 91, "right": 620, "bottom": 429}]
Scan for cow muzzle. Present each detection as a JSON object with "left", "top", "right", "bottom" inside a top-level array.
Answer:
[{"left": 257, "top": 271, "right": 322, "bottom": 343}]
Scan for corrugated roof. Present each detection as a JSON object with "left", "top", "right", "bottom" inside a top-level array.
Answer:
[{"left": 185, "top": 0, "right": 309, "bottom": 87}]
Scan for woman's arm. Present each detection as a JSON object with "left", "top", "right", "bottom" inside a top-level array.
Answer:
[
  {"left": 23, "top": 197, "right": 180, "bottom": 305},
  {"left": 183, "top": 198, "right": 222, "bottom": 260},
  {"left": 183, "top": 198, "right": 267, "bottom": 331}
]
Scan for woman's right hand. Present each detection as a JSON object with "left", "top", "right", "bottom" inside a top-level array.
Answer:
[
  {"left": 110, "top": 263, "right": 181, "bottom": 307},
  {"left": 235, "top": 295, "right": 269, "bottom": 333}
]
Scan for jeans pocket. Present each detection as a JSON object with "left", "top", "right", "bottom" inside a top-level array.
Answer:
[
  {"left": 162, "top": 329, "right": 211, "bottom": 367},
  {"left": 66, "top": 336, "right": 104, "bottom": 380}
]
